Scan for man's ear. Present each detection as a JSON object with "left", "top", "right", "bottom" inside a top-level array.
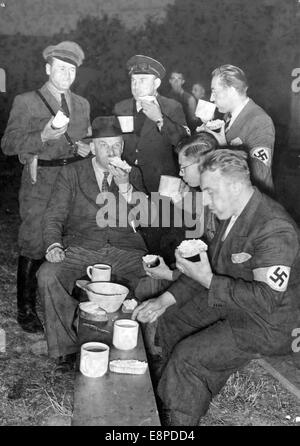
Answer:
[
  {"left": 46, "top": 63, "right": 51, "bottom": 76},
  {"left": 154, "top": 77, "right": 161, "bottom": 91},
  {"left": 90, "top": 141, "right": 95, "bottom": 155},
  {"left": 231, "top": 181, "right": 242, "bottom": 197}
]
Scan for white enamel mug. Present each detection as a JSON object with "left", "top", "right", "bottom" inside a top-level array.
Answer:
[{"left": 80, "top": 342, "right": 109, "bottom": 378}]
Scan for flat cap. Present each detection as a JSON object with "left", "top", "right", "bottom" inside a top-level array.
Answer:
[
  {"left": 43, "top": 41, "right": 85, "bottom": 67},
  {"left": 84, "top": 116, "right": 122, "bottom": 141},
  {"left": 126, "top": 55, "right": 166, "bottom": 79}
]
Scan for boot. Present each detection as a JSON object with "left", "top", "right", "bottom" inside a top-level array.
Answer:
[{"left": 17, "top": 255, "right": 44, "bottom": 333}]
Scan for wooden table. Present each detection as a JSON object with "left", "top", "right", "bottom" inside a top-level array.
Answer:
[{"left": 72, "top": 310, "right": 161, "bottom": 426}]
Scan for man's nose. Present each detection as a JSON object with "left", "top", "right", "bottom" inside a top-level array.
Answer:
[{"left": 210, "top": 92, "right": 215, "bottom": 102}]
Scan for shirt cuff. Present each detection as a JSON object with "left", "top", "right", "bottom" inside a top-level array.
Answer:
[{"left": 46, "top": 242, "right": 64, "bottom": 254}]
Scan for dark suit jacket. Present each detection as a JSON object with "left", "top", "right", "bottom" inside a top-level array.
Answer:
[
  {"left": 225, "top": 98, "right": 275, "bottom": 195},
  {"left": 113, "top": 94, "right": 187, "bottom": 193},
  {"left": 168, "top": 188, "right": 300, "bottom": 356},
  {"left": 1, "top": 82, "right": 90, "bottom": 160},
  {"left": 42, "top": 158, "right": 148, "bottom": 254},
  {"left": 1, "top": 82, "right": 91, "bottom": 258}
]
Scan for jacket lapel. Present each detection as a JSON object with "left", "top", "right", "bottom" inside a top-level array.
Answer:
[
  {"left": 139, "top": 94, "right": 166, "bottom": 139},
  {"left": 209, "top": 188, "right": 262, "bottom": 267},
  {"left": 226, "top": 98, "right": 254, "bottom": 142},
  {"left": 76, "top": 159, "right": 102, "bottom": 208},
  {"left": 39, "top": 83, "right": 61, "bottom": 116}
]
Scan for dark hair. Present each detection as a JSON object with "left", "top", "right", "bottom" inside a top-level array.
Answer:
[
  {"left": 176, "top": 132, "right": 218, "bottom": 162},
  {"left": 200, "top": 147, "right": 251, "bottom": 184},
  {"left": 212, "top": 64, "right": 248, "bottom": 95}
]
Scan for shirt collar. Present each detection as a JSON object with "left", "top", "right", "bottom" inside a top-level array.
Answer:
[
  {"left": 46, "top": 81, "right": 71, "bottom": 104},
  {"left": 92, "top": 157, "right": 112, "bottom": 188},
  {"left": 229, "top": 97, "right": 249, "bottom": 127}
]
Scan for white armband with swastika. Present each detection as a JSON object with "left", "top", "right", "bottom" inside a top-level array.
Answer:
[
  {"left": 253, "top": 265, "right": 291, "bottom": 292},
  {"left": 250, "top": 147, "right": 271, "bottom": 166}
]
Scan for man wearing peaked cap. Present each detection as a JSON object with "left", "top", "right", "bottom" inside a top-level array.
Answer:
[
  {"left": 126, "top": 55, "right": 166, "bottom": 79},
  {"left": 43, "top": 41, "right": 85, "bottom": 67},
  {"left": 113, "top": 54, "right": 188, "bottom": 257},
  {"left": 1, "top": 41, "right": 91, "bottom": 334},
  {"left": 36, "top": 115, "right": 154, "bottom": 371}
]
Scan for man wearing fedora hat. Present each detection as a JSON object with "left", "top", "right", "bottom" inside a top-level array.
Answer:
[
  {"left": 1, "top": 41, "right": 91, "bottom": 334},
  {"left": 113, "top": 55, "right": 188, "bottom": 257},
  {"left": 37, "top": 116, "right": 152, "bottom": 371}
]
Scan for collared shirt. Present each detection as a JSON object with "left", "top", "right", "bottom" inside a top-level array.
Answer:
[
  {"left": 92, "top": 157, "right": 133, "bottom": 202},
  {"left": 46, "top": 81, "right": 71, "bottom": 112},
  {"left": 227, "top": 97, "right": 249, "bottom": 130},
  {"left": 222, "top": 215, "right": 238, "bottom": 241}
]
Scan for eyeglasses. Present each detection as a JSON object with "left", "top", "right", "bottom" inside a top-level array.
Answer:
[{"left": 179, "top": 162, "right": 197, "bottom": 174}]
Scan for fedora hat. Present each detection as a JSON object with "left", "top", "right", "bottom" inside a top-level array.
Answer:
[{"left": 84, "top": 116, "right": 123, "bottom": 141}]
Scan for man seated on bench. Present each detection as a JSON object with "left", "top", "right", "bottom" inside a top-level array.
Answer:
[
  {"left": 133, "top": 149, "right": 300, "bottom": 426},
  {"left": 37, "top": 116, "right": 151, "bottom": 372}
]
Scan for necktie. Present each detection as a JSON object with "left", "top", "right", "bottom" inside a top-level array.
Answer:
[
  {"left": 224, "top": 113, "right": 231, "bottom": 132},
  {"left": 101, "top": 171, "right": 110, "bottom": 192},
  {"left": 134, "top": 109, "right": 146, "bottom": 136},
  {"left": 61, "top": 93, "right": 70, "bottom": 117}
]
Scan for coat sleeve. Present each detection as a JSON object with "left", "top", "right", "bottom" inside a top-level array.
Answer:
[
  {"left": 42, "top": 166, "right": 76, "bottom": 250},
  {"left": 160, "top": 100, "right": 188, "bottom": 145},
  {"left": 166, "top": 273, "right": 206, "bottom": 307},
  {"left": 1, "top": 94, "right": 46, "bottom": 156},
  {"left": 208, "top": 219, "right": 299, "bottom": 315},
  {"left": 246, "top": 114, "right": 275, "bottom": 192}
]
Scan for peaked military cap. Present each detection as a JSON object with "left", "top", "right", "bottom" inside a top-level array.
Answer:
[
  {"left": 126, "top": 55, "right": 166, "bottom": 79},
  {"left": 43, "top": 41, "right": 85, "bottom": 67}
]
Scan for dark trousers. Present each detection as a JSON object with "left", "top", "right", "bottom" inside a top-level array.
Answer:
[
  {"left": 156, "top": 293, "right": 254, "bottom": 426},
  {"left": 37, "top": 244, "right": 147, "bottom": 358}
]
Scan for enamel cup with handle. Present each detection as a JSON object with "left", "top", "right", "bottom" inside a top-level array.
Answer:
[{"left": 86, "top": 264, "right": 111, "bottom": 282}]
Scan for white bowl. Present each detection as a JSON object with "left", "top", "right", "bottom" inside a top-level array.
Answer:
[{"left": 85, "top": 282, "right": 129, "bottom": 313}]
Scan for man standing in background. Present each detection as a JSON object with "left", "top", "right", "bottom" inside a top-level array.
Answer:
[
  {"left": 204, "top": 64, "right": 275, "bottom": 195},
  {"left": 1, "top": 41, "right": 91, "bottom": 333},
  {"left": 168, "top": 69, "right": 198, "bottom": 134}
]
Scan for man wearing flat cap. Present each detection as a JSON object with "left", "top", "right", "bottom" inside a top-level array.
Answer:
[
  {"left": 37, "top": 116, "right": 153, "bottom": 371},
  {"left": 113, "top": 55, "right": 188, "bottom": 256},
  {"left": 1, "top": 41, "right": 91, "bottom": 334}
]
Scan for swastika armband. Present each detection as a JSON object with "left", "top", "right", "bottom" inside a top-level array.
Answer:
[
  {"left": 253, "top": 265, "right": 291, "bottom": 292},
  {"left": 250, "top": 147, "right": 271, "bottom": 166}
]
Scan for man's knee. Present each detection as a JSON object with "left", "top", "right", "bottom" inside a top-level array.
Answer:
[{"left": 37, "top": 261, "right": 60, "bottom": 288}]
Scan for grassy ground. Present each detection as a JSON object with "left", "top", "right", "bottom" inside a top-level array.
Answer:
[{"left": 0, "top": 156, "right": 299, "bottom": 426}]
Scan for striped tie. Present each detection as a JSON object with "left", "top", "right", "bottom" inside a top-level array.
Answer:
[{"left": 101, "top": 171, "right": 110, "bottom": 192}]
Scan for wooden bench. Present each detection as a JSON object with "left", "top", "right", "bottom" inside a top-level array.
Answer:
[{"left": 72, "top": 310, "right": 161, "bottom": 426}]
